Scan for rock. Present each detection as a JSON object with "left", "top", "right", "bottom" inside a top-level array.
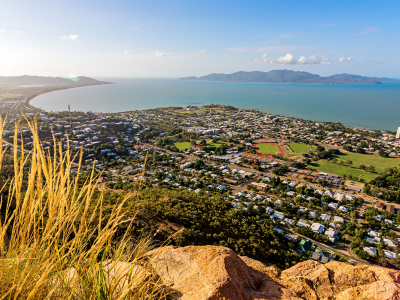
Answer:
[
  {"left": 146, "top": 245, "right": 303, "bottom": 300},
  {"left": 146, "top": 245, "right": 400, "bottom": 300}
]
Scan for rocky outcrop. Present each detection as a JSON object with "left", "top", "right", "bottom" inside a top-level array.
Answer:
[{"left": 145, "top": 245, "right": 400, "bottom": 300}]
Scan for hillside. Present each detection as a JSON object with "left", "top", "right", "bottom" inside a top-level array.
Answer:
[
  {"left": 0, "top": 75, "right": 112, "bottom": 86},
  {"left": 180, "top": 70, "right": 400, "bottom": 84}
]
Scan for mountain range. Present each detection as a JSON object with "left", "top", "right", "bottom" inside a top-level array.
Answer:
[
  {"left": 180, "top": 70, "right": 400, "bottom": 84},
  {"left": 0, "top": 75, "right": 112, "bottom": 86}
]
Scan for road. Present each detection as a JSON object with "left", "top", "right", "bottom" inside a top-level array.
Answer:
[{"left": 286, "top": 228, "right": 376, "bottom": 267}]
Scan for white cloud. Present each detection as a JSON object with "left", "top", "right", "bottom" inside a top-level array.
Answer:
[
  {"left": 297, "top": 55, "right": 330, "bottom": 64},
  {"left": 134, "top": 26, "right": 139, "bottom": 29},
  {"left": 355, "top": 27, "right": 377, "bottom": 35},
  {"left": 266, "top": 53, "right": 330, "bottom": 65},
  {"left": 254, "top": 58, "right": 259, "bottom": 62},
  {"left": 26, "top": 48, "right": 39, "bottom": 52},
  {"left": 155, "top": 51, "right": 165, "bottom": 57},
  {"left": 198, "top": 49, "right": 207, "bottom": 54},
  {"left": 338, "top": 56, "right": 352, "bottom": 62},
  {"left": 0, "top": 29, "right": 5, "bottom": 33},
  {"left": 262, "top": 53, "right": 268, "bottom": 63},
  {"left": 59, "top": 34, "right": 79, "bottom": 41},
  {"left": 269, "top": 53, "right": 295, "bottom": 64},
  {"left": 12, "top": 31, "right": 22, "bottom": 34}
]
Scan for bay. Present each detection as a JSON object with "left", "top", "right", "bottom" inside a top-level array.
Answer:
[{"left": 31, "top": 78, "right": 400, "bottom": 131}]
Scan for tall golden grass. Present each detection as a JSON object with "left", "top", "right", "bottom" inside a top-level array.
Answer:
[{"left": 0, "top": 119, "right": 170, "bottom": 300}]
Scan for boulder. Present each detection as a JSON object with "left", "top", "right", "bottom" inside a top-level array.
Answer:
[{"left": 146, "top": 245, "right": 400, "bottom": 300}]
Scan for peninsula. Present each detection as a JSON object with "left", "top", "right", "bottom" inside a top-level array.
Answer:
[
  {"left": 180, "top": 70, "right": 400, "bottom": 84},
  {"left": 0, "top": 75, "right": 112, "bottom": 118}
]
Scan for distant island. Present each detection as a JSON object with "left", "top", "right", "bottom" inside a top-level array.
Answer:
[{"left": 180, "top": 70, "right": 400, "bottom": 84}]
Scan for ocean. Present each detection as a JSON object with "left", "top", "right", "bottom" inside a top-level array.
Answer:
[{"left": 31, "top": 78, "right": 400, "bottom": 131}]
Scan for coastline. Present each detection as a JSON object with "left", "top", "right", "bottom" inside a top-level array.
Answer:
[{"left": 27, "top": 83, "right": 114, "bottom": 112}]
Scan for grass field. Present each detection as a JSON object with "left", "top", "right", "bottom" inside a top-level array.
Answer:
[
  {"left": 173, "top": 142, "right": 191, "bottom": 150},
  {"left": 308, "top": 160, "right": 378, "bottom": 182},
  {"left": 177, "top": 110, "right": 207, "bottom": 114},
  {"left": 288, "top": 143, "right": 317, "bottom": 154},
  {"left": 257, "top": 143, "right": 281, "bottom": 154},
  {"left": 208, "top": 142, "right": 227, "bottom": 148},
  {"left": 331, "top": 151, "right": 398, "bottom": 172}
]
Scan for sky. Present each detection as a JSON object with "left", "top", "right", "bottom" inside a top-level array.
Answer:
[{"left": 0, "top": 0, "right": 399, "bottom": 78}]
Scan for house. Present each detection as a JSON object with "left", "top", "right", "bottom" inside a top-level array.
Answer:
[
  {"left": 338, "top": 206, "right": 349, "bottom": 212},
  {"left": 366, "top": 237, "right": 380, "bottom": 245},
  {"left": 325, "top": 228, "right": 339, "bottom": 242},
  {"left": 363, "top": 246, "right": 377, "bottom": 256},
  {"left": 284, "top": 233, "right": 298, "bottom": 240},
  {"left": 308, "top": 210, "right": 319, "bottom": 219},
  {"left": 299, "top": 206, "right": 308, "bottom": 214},
  {"left": 320, "top": 214, "right": 331, "bottom": 223},
  {"left": 266, "top": 207, "right": 274, "bottom": 214},
  {"left": 296, "top": 219, "right": 310, "bottom": 228},
  {"left": 180, "top": 162, "right": 192, "bottom": 170},
  {"left": 271, "top": 211, "right": 285, "bottom": 221},
  {"left": 250, "top": 182, "right": 268, "bottom": 191},
  {"left": 334, "top": 193, "right": 344, "bottom": 201},
  {"left": 311, "top": 223, "right": 324, "bottom": 234},
  {"left": 383, "top": 250, "right": 396, "bottom": 259},
  {"left": 384, "top": 238, "right": 396, "bottom": 248},
  {"left": 387, "top": 204, "right": 395, "bottom": 214},
  {"left": 328, "top": 203, "right": 338, "bottom": 210},
  {"left": 376, "top": 202, "right": 385, "bottom": 210},
  {"left": 384, "top": 219, "right": 393, "bottom": 226},
  {"left": 274, "top": 199, "right": 283, "bottom": 206},
  {"left": 283, "top": 218, "right": 295, "bottom": 226},
  {"left": 310, "top": 251, "right": 331, "bottom": 264},
  {"left": 286, "top": 191, "right": 295, "bottom": 197},
  {"left": 368, "top": 229, "right": 380, "bottom": 239},
  {"left": 333, "top": 216, "right": 344, "bottom": 223},
  {"left": 296, "top": 239, "right": 312, "bottom": 254}
]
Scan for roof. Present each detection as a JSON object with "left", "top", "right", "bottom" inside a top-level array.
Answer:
[
  {"left": 376, "top": 202, "right": 385, "bottom": 209},
  {"left": 345, "top": 180, "right": 364, "bottom": 191},
  {"left": 387, "top": 204, "right": 395, "bottom": 214},
  {"left": 296, "top": 239, "right": 312, "bottom": 254}
]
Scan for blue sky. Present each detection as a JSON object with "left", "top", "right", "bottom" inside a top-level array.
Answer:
[{"left": 0, "top": 0, "right": 399, "bottom": 78}]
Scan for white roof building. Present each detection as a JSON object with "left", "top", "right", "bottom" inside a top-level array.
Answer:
[
  {"left": 363, "top": 246, "right": 377, "bottom": 256},
  {"left": 311, "top": 223, "right": 325, "bottom": 234},
  {"left": 320, "top": 214, "right": 331, "bottom": 223}
]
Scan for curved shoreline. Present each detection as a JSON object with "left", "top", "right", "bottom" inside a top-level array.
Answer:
[{"left": 28, "top": 83, "right": 113, "bottom": 112}]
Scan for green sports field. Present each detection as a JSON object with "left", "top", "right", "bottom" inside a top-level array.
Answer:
[
  {"left": 331, "top": 151, "right": 398, "bottom": 172},
  {"left": 308, "top": 160, "right": 378, "bottom": 182},
  {"left": 288, "top": 143, "right": 317, "bottom": 154},
  {"left": 257, "top": 144, "right": 281, "bottom": 154},
  {"left": 174, "top": 142, "right": 191, "bottom": 150}
]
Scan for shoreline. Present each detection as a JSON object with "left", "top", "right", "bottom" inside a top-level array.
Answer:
[{"left": 27, "top": 83, "right": 114, "bottom": 111}]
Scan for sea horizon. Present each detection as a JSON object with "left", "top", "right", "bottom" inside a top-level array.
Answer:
[{"left": 31, "top": 78, "right": 400, "bottom": 132}]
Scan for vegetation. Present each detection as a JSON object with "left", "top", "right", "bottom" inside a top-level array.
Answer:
[{"left": 0, "top": 120, "right": 170, "bottom": 299}]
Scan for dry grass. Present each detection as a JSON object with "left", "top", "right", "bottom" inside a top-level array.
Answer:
[{"left": 0, "top": 119, "right": 171, "bottom": 300}]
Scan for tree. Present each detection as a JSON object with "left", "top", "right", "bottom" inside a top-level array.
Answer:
[
  {"left": 379, "top": 149, "right": 389, "bottom": 157},
  {"left": 360, "top": 165, "right": 366, "bottom": 170}
]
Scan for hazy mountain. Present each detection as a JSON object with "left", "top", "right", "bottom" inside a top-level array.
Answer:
[
  {"left": 0, "top": 75, "right": 112, "bottom": 86},
  {"left": 180, "top": 70, "right": 400, "bottom": 84}
]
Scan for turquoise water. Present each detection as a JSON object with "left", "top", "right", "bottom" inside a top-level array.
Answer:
[{"left": 32, "top": 78, "right": 400, "bottom": 131}]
